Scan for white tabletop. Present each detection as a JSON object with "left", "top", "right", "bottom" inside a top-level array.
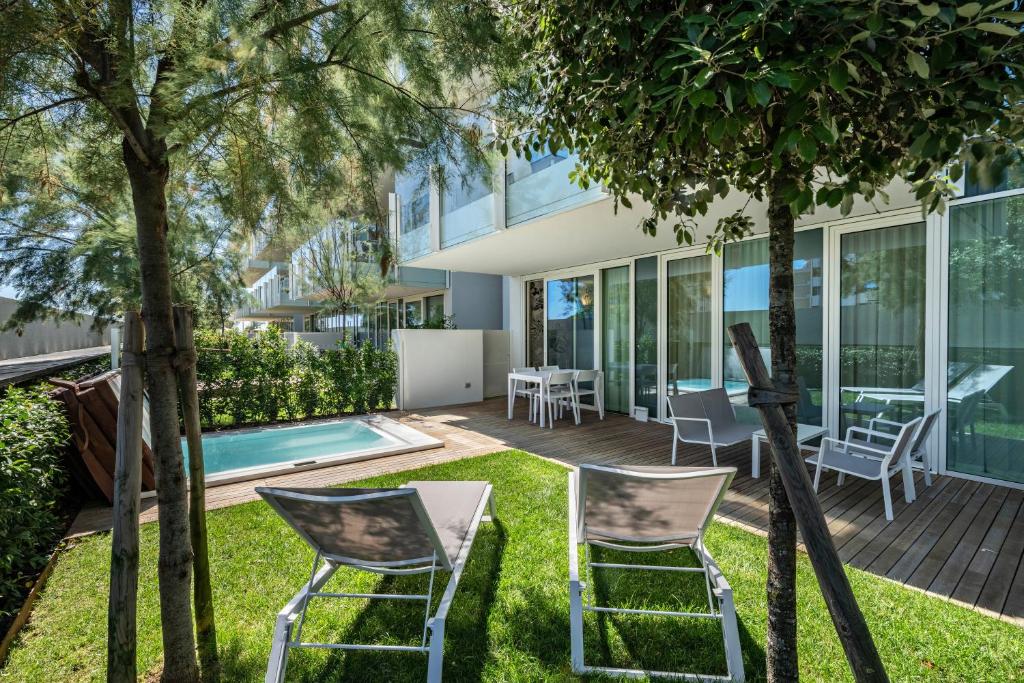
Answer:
[{"left": 753, "top": 423, "right": 829, "bottom": 442}]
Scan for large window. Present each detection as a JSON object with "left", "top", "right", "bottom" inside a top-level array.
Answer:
[
  {"left": 665, "top": 255, "right": 712, "bottom": 396},
  {"left": 838, "top": 222, "right": 927, "bottom": 436},
  {"left": 602, "top": 266, "right": 630, "bottom": 413},
  {"left": 546, "top": 276, "right": 595, "bottom": 370},
  {"left": 404, "top": 299, "right": 422, "bottom": 328},
  {"left": 947, "top": 196, "right": 1024, "bottom": 483},
  {"left": 723, "top": 229, "right": 824, "bottom": 423},
  {"left": 634, "top": 257, "right": 658, "bottom": 418},
  {"left": 425, "top": 294, "right": 445, "bottom": 325}
]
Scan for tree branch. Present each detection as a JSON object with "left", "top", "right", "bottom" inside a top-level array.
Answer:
[{"left": 0, "top": 96, "right": 88, "bottom": 132}]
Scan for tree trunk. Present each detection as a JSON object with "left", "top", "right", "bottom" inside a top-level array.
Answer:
[
  {"left": 123, "top": 138, "right": 200, "bottom": 683},
  {"left": 765, "top": 169, "right": 800, "bottom": 682},
  {"left": 107, "top": 312, "right": 145, "bottom": 683},
  {"left": 174, "top": 305, "right": 219, "bottom": 681}
]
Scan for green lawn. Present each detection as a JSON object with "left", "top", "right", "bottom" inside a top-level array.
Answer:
[{"left": 2, "top": 450, "right": 1022, "bottom": 681}]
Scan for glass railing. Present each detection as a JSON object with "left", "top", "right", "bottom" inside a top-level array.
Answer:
[
  {"left": 506, "top": 149, "right": 603, "bottom": 227},
  {"left": 439, "top": 155, "right": 496, "bottom": 248},
  {"left": 399, "top": 223, "right": 431, "bottom": 261},
  {"left": 393, "top": 266, "right": 447, "bottom": 289}
]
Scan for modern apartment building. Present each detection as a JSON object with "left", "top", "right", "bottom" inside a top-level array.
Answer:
[{"left": 394, "top": 142, "right": 1024, "bottom": 490}]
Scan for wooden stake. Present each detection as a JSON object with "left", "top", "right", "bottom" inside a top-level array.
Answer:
[
  {"left": 727, "top": 322, "right": 888, "bottom": 682},
  {"left": 173, "top": 305, "right": 219, "bottom": 680},
  {"left": 107, "top": 311, "right": 144, "bottom": 682}
]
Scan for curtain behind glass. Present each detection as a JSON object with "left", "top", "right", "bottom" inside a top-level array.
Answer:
[
  {"left": 722, "top": 230, "right": 823, "bottom": 423},
  {"left": 666, "top": 256, "right": 712, "bottom": 395},
  {"left": 947, "top": 196, "right": 1024, "bottom": 483},
  {"left": 602, "top": 266, "right": 630, "bottom": 413},
  {"left": 838, "top": 222, "right": 927, "bottom": 435},
  {"left": 634, "top": 257, "right": 659, "bottom": 418}
]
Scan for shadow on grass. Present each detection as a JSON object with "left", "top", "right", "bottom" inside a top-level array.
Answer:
[
  {"left": 585, "top": 545, "right": 766, "bottom": 680},
  {"left": 258, "top": 519, "right": 506, "bottom": 682}
]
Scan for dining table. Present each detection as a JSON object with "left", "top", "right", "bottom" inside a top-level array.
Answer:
[{"left": 507, "top": 368, "right": 604, "bottom": 428}]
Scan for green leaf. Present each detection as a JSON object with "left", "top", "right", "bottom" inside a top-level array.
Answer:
[
  {"left": 798, "top": 136, "right": 817, "bottom": 163},
  {"left": 828, "top": 63, "right": 849, "bottom": 91},
  {"left": 976, "top": 22, "right": 1020, "bottom": 37},
  {"left": 724, "top": 85, "right": 734, "bottom": 112},
  {"left": 917, "top": 2, "right": 940, "bottom": 18},
  {"left": 956, "top": 3, "right": 982, "bottom": 18},
  {"left": 752, "top": 81, "right": 771, "bottom": 106},
  {"left": 992, "top": 12, "right": 1024, "bottom": 22},
  {"left": 906, "top": 50, "right": 930, "bottom": 78}
]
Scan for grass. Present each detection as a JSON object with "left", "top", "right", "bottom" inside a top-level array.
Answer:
[{"left": 2, "top": 450, "right": 1022, "bottom": 681}]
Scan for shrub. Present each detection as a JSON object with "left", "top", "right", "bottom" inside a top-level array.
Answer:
[
  {"left": 192, "top": 330, "right": 398, "bottom": 428},
  {"left": 0, "top": 387, "right": 70, "bottom": 625}
]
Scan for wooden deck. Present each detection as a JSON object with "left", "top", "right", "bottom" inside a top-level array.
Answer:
[{"left": 69, "top": 398, "right": 1024, "bottom": 626}]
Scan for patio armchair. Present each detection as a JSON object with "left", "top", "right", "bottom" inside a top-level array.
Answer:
[
  {"left": 572, "top": 369, "right": 605, "bottom": 421},
  {"left": 257, "top": 481, "right": 496, "bottom": 683},
  {"left": 538, "top": 370, "right": 579, "bottom": 427},
  {"left": 666, "top": 389, "right": 761, "bottom": 466},
  {"left": 805, "top": 416, "right": 921, "bottom": 521},
  {"left": 568, "top": 463, "right": 744, "bottom": 682},
  {"left": 512, "top": 367, "right": 543, "bottom": 423},
  {"left": 846, "top": 409, "right": 940, "bottom": 487}
]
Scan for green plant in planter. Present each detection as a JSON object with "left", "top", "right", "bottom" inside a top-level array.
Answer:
[{"left": 291, "top": 339, "right": 322, "bottom": 420}]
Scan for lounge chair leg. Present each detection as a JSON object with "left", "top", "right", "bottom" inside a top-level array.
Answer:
[
  {"left": 881, "top": 477, "right": 894, "bottom": 521},
  {"left": 426, "top": 618, "right": 446, "bottom": 683},
  {"left": 922, "top": 452, "right": 933, "bottom": 487},
  {"left": 671, "top": 434, "right": 678, "bottom": 466},
  {"left": 265, "top": 616, "right": 292, "bottom": 683},
  {"left": 569, "top": 579, "right": 585, "bottom": 673},
  {"left": 902, "top": 461, "right": 916, "bottom": 503},
  {"left": 812, "top": 462, "right": 823, "bottom": 493},
  {"left": 710, "top": 444, "right": 718, "bottom": 467},
  {"left": 719, "top": 587, "right": 745, "bottom": 683},
  {"left": 837, "top": 472, "right": 846, "bottom": 487}
]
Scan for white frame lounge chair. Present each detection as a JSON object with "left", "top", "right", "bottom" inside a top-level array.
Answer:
[
  {"left": 806, "top": 416, "right": 921, "bottom": 521},
  {"left": 847, "top": 409, "right": 940, "bottom": 487},
  {"left": 568, "top": 464, "right": 745, "bottom": 682},
  {"left": 258, "top": 481, "right": 496, "bottom": 683},
  {"left": 572, "top": 369, "right": 605, "bottom": 421},
  {"left": 667, "top": 389, "right": 760, "bottom": 466}
]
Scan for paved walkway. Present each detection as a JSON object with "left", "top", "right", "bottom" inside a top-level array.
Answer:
[
  {"left": 68, "top": 399, "right": 1024, "bottom": 626},
  {"left": 0, "top": 346, "right": 109, "bottom": 387}
]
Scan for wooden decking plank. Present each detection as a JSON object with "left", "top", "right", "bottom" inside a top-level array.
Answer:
[
  {"left": 885, "top": 482, "right": 990, "bottom": 584},
  {"left": 981, "top": 499, "right": 1024, "bottom": 621},
  {"left": 922, "top": 484, "right": 1011, "bottom": 596},
  {"left": 951, "top": 489, "right": 1024, "bottom": 608}
]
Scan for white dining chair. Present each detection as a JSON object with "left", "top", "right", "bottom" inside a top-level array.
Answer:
[{"left": 572, "top": 369, "right": 604, "bottom": 421}]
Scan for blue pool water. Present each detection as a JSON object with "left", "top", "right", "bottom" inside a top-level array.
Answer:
[{"left": 182, "top": 420, "right": 395, "bottom": 476}]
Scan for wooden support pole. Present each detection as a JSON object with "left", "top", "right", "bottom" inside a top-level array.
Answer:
[
  {"left": 727, "top": 322, "right": 888, "bottom": 683},
  {"left": 107, "top": 311, "right": 144, "bottom": 682},
  {"left": 173, "top": 305, "right": 219, "bottom": 680}
]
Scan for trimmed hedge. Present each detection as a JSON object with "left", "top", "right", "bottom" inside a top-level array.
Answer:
[
  {"left": 0, "top": 387, "right": 70, "bottom": 626},
  {"left": 194, "top": 329, "right": 398, "bottom": 429}
]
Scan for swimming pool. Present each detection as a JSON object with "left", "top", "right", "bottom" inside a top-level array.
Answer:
[{"left": 181, "top": 415, "right": 443, "bottom": 486}]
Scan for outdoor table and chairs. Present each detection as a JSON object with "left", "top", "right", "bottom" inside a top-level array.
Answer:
[
  {"left": 507, "top": 367, "right": 605, "bottom": 428},
  {"left": 751, "top": 423, "right": 830, "bottom": 478}
]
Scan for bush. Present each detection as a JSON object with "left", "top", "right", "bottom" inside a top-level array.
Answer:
[
  {"left": 193, "top": 330, "right": 398, "bottom": 429},
  {"left": 0, "top": 387, "right": 70, "bottom": 626}
]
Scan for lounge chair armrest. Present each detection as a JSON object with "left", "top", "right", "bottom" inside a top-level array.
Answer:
[
  {"left": 867, "top": 417, "right": 905, "bottom": 431},
  {"left": 843, "top": 440, "right": 893, "bottom": 457},
  {"left": 845, "top": 426, "right": 897, "bottom": 443},
  {"left": 567, "top": 471, "right": 580, "bottom": 582}
]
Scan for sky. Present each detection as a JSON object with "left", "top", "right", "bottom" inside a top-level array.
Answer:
[{"left": 0, "top": 285, "right": 18, "bottom": 300}]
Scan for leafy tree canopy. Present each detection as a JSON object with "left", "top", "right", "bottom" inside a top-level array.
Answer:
[{"left": 501, "top": 0, "right": 1024, "bottom": 248}]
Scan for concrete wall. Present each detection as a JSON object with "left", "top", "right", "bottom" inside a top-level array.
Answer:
[
  {"left": 450, "top": 272, "right": 504, "bottom": 330},
  {"left": 483, "top": 330, "right": 511, "bottom": 398},
  {"left": 393, "top": 329, "right": 484, "bottom": 410},
  {"left": 0, "top": 297, "right": 109, "bottom": 360}
]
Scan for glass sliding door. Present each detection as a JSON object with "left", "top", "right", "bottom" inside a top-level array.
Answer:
[
  {"left": 838, "top": 222, "right": 927, "bottom": 437},
  {"left": 634, "top": 257, "right": 659, "bottom": 418},
  {"left": 666, "top": 255, "right": 712, "bottom": 395},
  {"left": 404, "top": 299, "right": 422, "bottom": 328},
  {"left": 723, "top": 229, "right": 824, "bottom": 423},
  {"left": 601, "top": 266, "right": 630, "bottom": 413},
  {"left": 546, "top": 275, "right": 595, "bottom": 369},
  {"left": 424, "top": 294, "right": 445, "bottom": 326},
  {"left": 947, "top": 196, "right": 1024, "bottom": 483},
  {"left": 525, "top": 279, "right": 545, "bottom": 367}
]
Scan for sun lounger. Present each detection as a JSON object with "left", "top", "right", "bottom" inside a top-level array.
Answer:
[
  {"left": 568, "top": 464, "right": 744, "bottom": 681},
  {"left": 258, "top": 480, "right": 496, "bottom": 682}
]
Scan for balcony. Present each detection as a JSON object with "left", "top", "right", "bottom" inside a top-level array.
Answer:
[
  {"left": 234, "top": 265, "right": 319, "bottom": 322},
  {"left": 392, "top": 145, "right": 610, "bottom": 273}
]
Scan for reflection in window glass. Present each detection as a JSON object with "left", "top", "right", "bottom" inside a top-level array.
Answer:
[
  {"left": 666, "top": 255, "right": 712, "bottom": 395},
  {"left": 425, "top": 294, "right": 445, "bottom": 325},
  {"left": 602, "top": 266, "right": 630, "bottom": 413},
  {"left": 722, "top": 230, "right": 824, "bottom": 423},
  {"left": 634, "top": 257, "right": 658, "bottom": 418},
  {"left": 838, "top": 223, "right": 927, "bottom": 437},
  {"left": 525, "top": 279, "right": 545, "bottom": 367},
  {"left": 546, "top": 276, "right": 595, "bottom": 370},
  {"left": 963, "top": 160, "right": 1024, "bottom": 197},
  {"left": 947, "top": 196, "right": 1024, "bottom": 483},
  {"left": 404, "top": 300, "right": 422, "bottom": 328}
]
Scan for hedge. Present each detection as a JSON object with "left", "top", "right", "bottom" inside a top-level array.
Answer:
[
  {"left": 0, "top": 387, "right": 70, "bottom": 627},
  {"left": 194, "top": 329, "right": 398, "bottom": 429}
]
